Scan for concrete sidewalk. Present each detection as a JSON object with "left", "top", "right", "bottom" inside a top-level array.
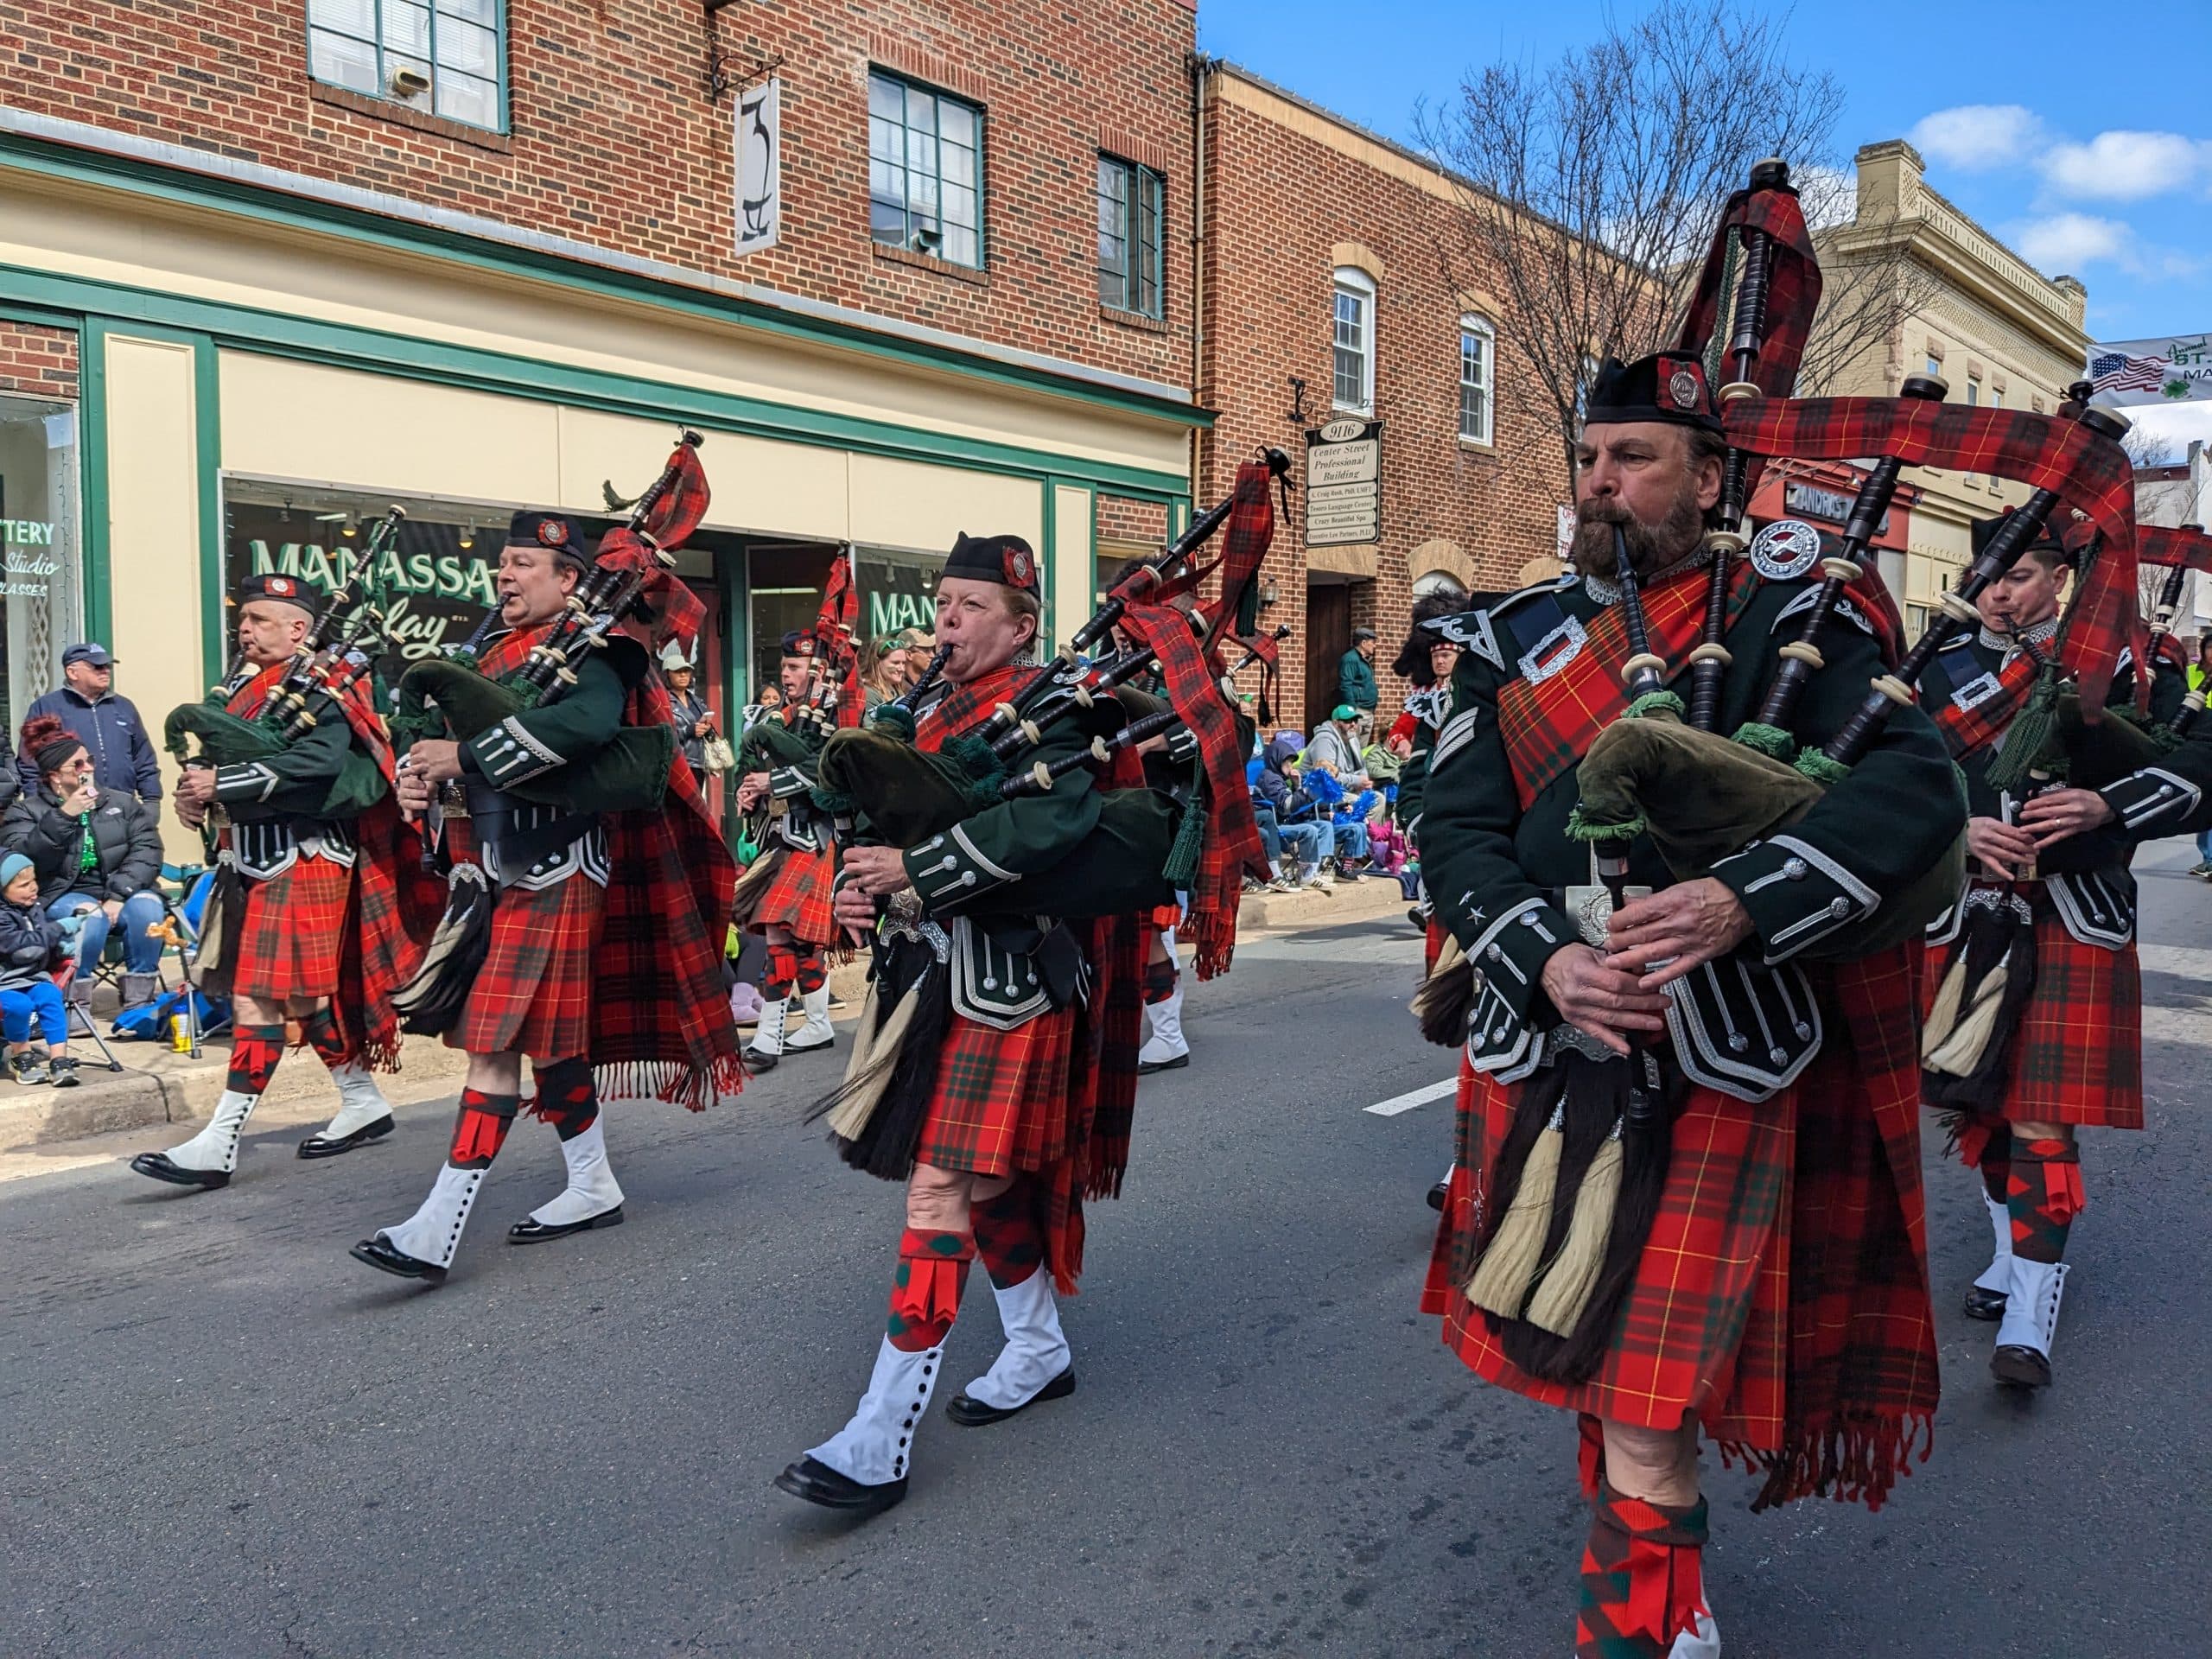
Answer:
[{"left": 0, "top": 871, "right": 1416, "bottom": 1155}]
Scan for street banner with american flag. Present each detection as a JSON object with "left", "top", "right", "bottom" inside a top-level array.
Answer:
[{"left": 2086, "top": 334, "right": 2210, "bottom": 406}]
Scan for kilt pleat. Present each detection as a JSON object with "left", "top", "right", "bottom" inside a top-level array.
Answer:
[
  {"left": 912, "top": 1006, "right": 1077, "bottom": 1178},
  {"left": 449, "top": 874, "right": 606, "bottom": 1061},
  {"left": 1923, "top": 889, "right": 2141, "bottom": 1129},
  {"left": 232, "top": 855, "right": 352, "bottom": 1002},
  {"left": 749, "top": 843, "right": 839, "bottom": 945}
]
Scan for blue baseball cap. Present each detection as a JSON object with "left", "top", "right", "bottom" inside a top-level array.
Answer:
[{"left": 62, "top": 642, "right": 114, "bottom": 668}]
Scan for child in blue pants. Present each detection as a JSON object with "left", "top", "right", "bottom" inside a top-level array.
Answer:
[{"left": 1, "top": 852, "right": 79, "bottom": 1086}]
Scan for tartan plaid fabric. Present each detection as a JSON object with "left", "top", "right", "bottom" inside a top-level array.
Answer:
[
  {"left": 912, "top": 1006, "right": 1077, "bottom": 1176},
  {"left": 1083, "top": 910, "right": 1145, "bottom": 1201},
  {"left": 1930, "top": 650, "right": 2039, "bottom": 760},
  {"left": 1925, "top": 884, "right": 2141, "bottom": 1129},
  {"left": 449, "top": 873, "right": 604, "bottom": 1062},
  {"left": 2139, "top": 524, "right": 2212, "bottom": 574},
  {"left": 465, "top": 622, "right": 743, "bottom": 1107},
  {"left": 1497, "top": 561, "right": 1764, "bottom": 810},
  {"left": 232, "top": 855, "right": 352, "bottom": 1001},
  {"left": 1143, "top": 901, "right": 1184, "bottom": 932},
  {"left": 1425, "top": 950, "right": 1938, "bottom": 1510},
  {"left": 912, "top": 663, "right": 1033, "bottom": 748},
  {"left": 2006, "top": 1137, "right": 2085, "bottom": 1261},
  {"left": 594, "top": 439, "right": 710, "bottom": 651},
  {"left": 1724, "top": 395, "right": 2141, "bottom": 717},
  {"left": 1575, "top": 1482, "right": 1709, "bottom": 1658},
  {"left": 747, "top": 842, "right": 839, "bottom": 944}
]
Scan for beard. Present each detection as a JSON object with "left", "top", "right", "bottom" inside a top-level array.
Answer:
[{"left": 1571, "top": 487, "right": 1707, "bottom": 580}]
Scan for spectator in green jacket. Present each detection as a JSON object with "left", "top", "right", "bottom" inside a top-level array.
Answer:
[{"left": 1338, "top": 627, "right": 1378, "bottom": 744}]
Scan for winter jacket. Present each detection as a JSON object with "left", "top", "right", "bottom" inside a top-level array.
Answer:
[
  {"left": 1303, "top": 721, "right": 1367, "bottom": 783},
  {"left": 1338, "top": 648, "right": 1377, "bottom": 713},
  {"left": 0, "top": 899, "right": 66, "bottom": 992},
  {"left": 1255, "top": 735, "right": 1324, "bottom": 823},
  {"left": 0, "top": 785, "right": 166, "bottom": 907},
  {"left": 17, "top": 686, "right": 163, "bottom": 802}
]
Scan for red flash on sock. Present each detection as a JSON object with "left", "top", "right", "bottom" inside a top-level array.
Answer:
[
  {"left": 887, "top": 1228, "right": 975, "bottom": 1351},
  {"left": 225, "top": 1025, "right": 286, "bottom": 1096},
  {"left": 448, "top": 1090, "right": 519, "bottom": 1168}
]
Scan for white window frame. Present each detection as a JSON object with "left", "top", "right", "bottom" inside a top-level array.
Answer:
[
  {"left": 1332, "top": 267, "right": 1376, "bottom": 415},
  {"left": 1458, "top": 314, "right": 1495, "bottom": 445}
]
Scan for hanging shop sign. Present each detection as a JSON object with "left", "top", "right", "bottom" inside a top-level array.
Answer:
[{"left": 1305, "top": 418, "right": 1382, "bottom": 548}]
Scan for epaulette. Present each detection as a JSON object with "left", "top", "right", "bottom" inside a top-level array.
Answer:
[{"left": 1428, "top": 575, "right": 1574, "bottom": 671}]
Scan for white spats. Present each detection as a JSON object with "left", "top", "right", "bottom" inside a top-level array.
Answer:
[
  {"left": 786, "top": 985, "right": 836, "bottom": 1053},
  {"left": 529, "top": 1117, "right": 626, "bottom": 1228},
  {"left": 963, "top": 1269, "right": 1073, "bottom": 1411},
  {"left": 377, "top": 1164, "right": 486, "bottom": 1270},
  {"left": 1996, "top": 1255, "right": 2069, "bottom": 1359},
  {"left": 1139, "top": 979, "right": 1187, "bottom": 1069},
  {"left": 161, "top": 1090, "right": 260, "bottom": 1174},
  {"left": 1669, "top": 1610, "right": 1721, "bottom": 1657},
  {"left": 809, "top": 1337, "right": 943, "bottom": 1487},
  {"left": 745, "top": 997, "right": 789, "bottom": 1063},
  {"left": 318, "top": 1063, "right": 393, "bottom": 1141},
  {"left": 1973, "top": 1190, "right": 2013, "bottom": 1294}
]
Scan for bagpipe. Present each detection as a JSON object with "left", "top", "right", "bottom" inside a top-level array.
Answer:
[
  {"left": 734, "top": 548, "right": 862, "bottom": 854},
  {"left": 396, "top": 433, "right": 709, "bottom": 817},
  {"left": 164, "top": 505, "right": 406, "bottom": 822},
  {"left": 1436, "top": 162, "right": 2142, "bottom": 1389},
  {"left": 2130, "top": 521, "right": 2209, "bottom": 741}
]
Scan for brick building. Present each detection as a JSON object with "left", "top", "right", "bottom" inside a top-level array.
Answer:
[
  {"left": 1194, "top": 62, "right": 1566, "bottom": 731},
  {"left": 0, "top": 0, "right": 1207, "bottom": 843}
]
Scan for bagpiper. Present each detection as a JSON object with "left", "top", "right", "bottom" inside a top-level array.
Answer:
[
  {"left": 1915, "top": 513, "right": 2212, "bottom": 1388},
  {"left": 1420, "top": 349, "right": 1961, "bottom": 1656},
  {"left": 355, "top": 497, "right": 741, "bottom": 1283},
  {"left": 731, "top": 629, "right": 842, "bottom": 1070},
  {"left": 131, "top": 571, "right": 416, "bottom": 1191}
]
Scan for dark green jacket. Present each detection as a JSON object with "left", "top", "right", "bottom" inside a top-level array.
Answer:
[
  {"left": 210, "top": 689, "right": 355, "bottom": 823},
  {"left": 461, "top": 651, "right": 626, "bottom": 791},
  {"left": 1423, "top": 569, "right": 1961, "bottom": 1037},
  {"left": 1338, "top": 648, "right": 1377, "bottom": 713}
]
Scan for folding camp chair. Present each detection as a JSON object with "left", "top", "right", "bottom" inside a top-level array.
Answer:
[{"left": 54, "top": 962, "right": 125, "bottom": 1074}]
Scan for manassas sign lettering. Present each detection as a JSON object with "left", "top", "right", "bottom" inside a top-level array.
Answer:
[{"left": 1305, "top": 417, "right": 1382, "bottom": 548}]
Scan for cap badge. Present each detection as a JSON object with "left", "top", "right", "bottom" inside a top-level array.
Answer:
[
  {"left": 267, "top": 576, "right": 296, "bottom": 596},
  {"left": 1749, "top": 518, "right": 1824, "bottom": 582},
  {"left": 537, "top": 518, "right": 569, "bottom": 548},
  {"left": 1004, "top": 545, "right": 1033, "bottom": 588},
  {"left": 1668, "top": 367, "right": 1700, "bottom": 410}
]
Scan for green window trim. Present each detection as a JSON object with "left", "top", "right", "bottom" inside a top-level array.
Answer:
[
  {"left": 1096, "top": 154, "right": 1165, "bottom": 319},
  {"left": 307, "top": 0, "right": 509, "bottom": 135},
  {"left": 868, "top": 69, "right": 985, "bottom": 270}
]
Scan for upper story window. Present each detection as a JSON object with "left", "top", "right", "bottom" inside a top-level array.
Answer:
[
  {"left": 1332, "top": 269, "right": 1376, "bottom": 413},
  {"left": 308, "top": 0, "right": 505, "bottom": 132},
  {"left": 1096, "top": 156, "right": 1165, "bottom": 317},
  {"left": 868, "top": 71, "right": 983, "bottom": 268},
  {"left": 1925, "top": 354, "right": 1942, "bottom": 378},
  {"left": 1459, "top": 315, "right": 1495, "bottom": 444}
]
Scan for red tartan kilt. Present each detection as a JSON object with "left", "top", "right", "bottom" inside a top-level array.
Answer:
[
  {"left": 449, "top": 874, "right": 605, "bottom": 1062},
  {"left": 1423, "top": 914, "right": 1450, "bottom": 974},
  {"left": 912, "top": 1006, "right": 1077, "bottom": 1178},
  {"left": 749, "top": 842, "right": 838, "bottom": 944},
  {"left": 232, "top": 855, "right": 352, "bottom": 1001},
  {"left": 1924, "top": 902, "right": 2142, "bottom": 1130},
  {"left": 1421, "top": 1055, "right": 1795, "bottom": 1446}
]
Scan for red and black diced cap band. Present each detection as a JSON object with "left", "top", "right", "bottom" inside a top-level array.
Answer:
[
  {"left": 507, "top": 511, "right": 594, "bottom": 565},
  {"left": 235, "top": 571, "right": 323, "bottom": 619},
  {"left": 779, "top": 630, "right": 818, "bottom": 658},
  {"left": 1582, "top": 351, "right": 1722, "bottom": 433},
  {"left": 944, "top": 531, "right": 1039, "bottom": 594}
]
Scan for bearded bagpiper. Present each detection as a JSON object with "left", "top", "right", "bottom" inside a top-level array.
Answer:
[
  {"left": 354, "top": 488, "right": 742, "bottom": 1285},
  {"left": 1915, "top": 512, "right": 2212, "bottom": 1389},
  {"left": 132, "top": 570, "right": 422, "bottom": 1191},
  {"left": 730, "top": 628, "right": 842, "bottom": 1070}
]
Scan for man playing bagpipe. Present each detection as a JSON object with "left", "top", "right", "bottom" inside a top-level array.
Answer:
[
  {"left": 776, "top": 474, "right": 1274, "bottom": 1516},
  {"left": 731, "top": 629, "right": 842, "bottom": 1070},
  {"left": 131, "top": 571, "right": 416, "bottom": 1192},
  {"left": 355, "top": 499, "right": 741, "bottom": 1284},
  {"left": 1418, "top": 348, "right": 1965, "bottom": 1656},
  {"left": 1916, "top": 514, "right": 2212, "bottom": 1389}
]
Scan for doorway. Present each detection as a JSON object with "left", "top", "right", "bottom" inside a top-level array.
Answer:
[{"left": 1305, "top": 580, "right": 1351, "bottom": 729}]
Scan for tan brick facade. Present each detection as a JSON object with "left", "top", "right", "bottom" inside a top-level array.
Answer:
[
  {"left": 3, "top": 0, "right": 1196, "bottom": 389},
  {"left": 1196, "top": 65, "right": 1564, "bottom": 731},
  {"left": 0, "top": 323, "right": 77, "bottom": 402}
]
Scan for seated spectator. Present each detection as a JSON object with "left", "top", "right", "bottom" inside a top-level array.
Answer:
[
  {"left": 17, "top": 643, "right": 162, "bottom": 804},
  {"left": 1253, "top": 733, "right": 1326, "bottom": 886},
  {"left": 2, "top": 715, "right": 166, "bottom": 1004},
  {"left": 1302, "top": 705, "right": 1370, "bottom": 787},
  {"left": 1295, "top": 761, "right": 1371, "bottom": 883},
  {"left": 0, "top": 852, "right": 79, "bottom": 1085}
]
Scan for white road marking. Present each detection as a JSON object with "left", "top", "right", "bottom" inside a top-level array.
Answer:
[{"left": 1364, "top": 1078, "right": 1458, "bottom": 1117}]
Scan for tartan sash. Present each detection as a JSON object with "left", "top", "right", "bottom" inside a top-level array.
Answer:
[
  {"left": 1929, "top": 649, "right": 2038, "bottom": 760},
  {"left": 1497, "top": 563, "right": 1758, "bottom": 811},
  {"left": 913, "top": 664, "right": 1029, "bottom": 752}
]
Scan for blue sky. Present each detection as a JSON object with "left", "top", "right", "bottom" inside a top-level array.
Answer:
[{"left": 1198, "top": 0, "right": 2212, "bottom": 456}]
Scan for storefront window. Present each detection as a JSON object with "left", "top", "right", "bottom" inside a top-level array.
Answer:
[{"left": 0, "top": 394, "right": 84, "bottom": 742}]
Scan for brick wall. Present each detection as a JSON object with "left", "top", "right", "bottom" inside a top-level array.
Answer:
[
  {"left": 1198, "top": 73, "right": 1565, "bottom": 730},
  {"left": 1096, "top": 493, "right": 1168, "bottom": 548},
  {"left": 0, "top": 322, "right": 79, "bottom": 401},
  {"left": 5, "top": 0, "right": 1196, "bottom": 389}
]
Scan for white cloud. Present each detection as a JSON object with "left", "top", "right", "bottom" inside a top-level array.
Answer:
[
  {"left": 1909, "top": 105, "right": 2044, "bottom": 171},
  {"left": 2039, "top": 130, "right": 2212, "bottom": 200},
  {"left": 2014, "top": 212, "right": 2131, "bottom": 271}
]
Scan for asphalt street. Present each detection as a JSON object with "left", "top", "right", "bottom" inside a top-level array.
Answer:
[{"left": 6, "top": 847, "right": 2211, "bottom": 1658}]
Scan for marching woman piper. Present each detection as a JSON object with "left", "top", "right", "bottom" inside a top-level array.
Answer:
[
  {"left": 732, "top": 629, "right": 842, "bottom": 1070},
  {"left": 1916, "top": 516, "right": 2212, "bottom": 1389},
  {"left": 356, "top": 503, "right": 741, "bottom": 1283},
  {"left": 131, "top": 571, "right": 416, "bottom": 1189}
]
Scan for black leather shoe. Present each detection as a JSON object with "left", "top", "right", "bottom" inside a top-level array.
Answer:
[
  {"left": 773, "top": 1455, "right": 907, "bottom": 1516},
  {"left": 744, "top": 1046, "right": 780, "bottom": 1073},
  {"left": 349, "top": 1236, "right": 447, "bottom": 1283},
  {"left": 1992, "top": 1344, "right": 2051, "bottom": 1389},
  {"left": 1137, "top": 1052, "right": 1189, "bottom": 1076},
  {"left": 508, "top": 1206, "right": 624, "bottom": 1244},
  {"left": 944, "top": 1368, "right": 1075, "bottom": 1427},
  {"left": 298, "top": 1114, "right": 396, "bottom": 1160},
  {"left": 1427, "top": 1178, "right": 1449, "bottom": 1213},
  {"left": 129, "top": 1153, "right": 230, "bottom": 1191},
  {"left": 1963, "top": 1284, "right": 2008, "bottom": 1321}
]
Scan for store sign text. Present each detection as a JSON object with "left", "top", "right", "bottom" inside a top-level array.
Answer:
[
  {"left": 3, "top": 546, "right": 59, "bottom": 598},
  {"left": 2, "top": 518, "right": 59, "bottom": 546},
  {"left": 247, "top": 539, "right": 499, "bottom": 659}
]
